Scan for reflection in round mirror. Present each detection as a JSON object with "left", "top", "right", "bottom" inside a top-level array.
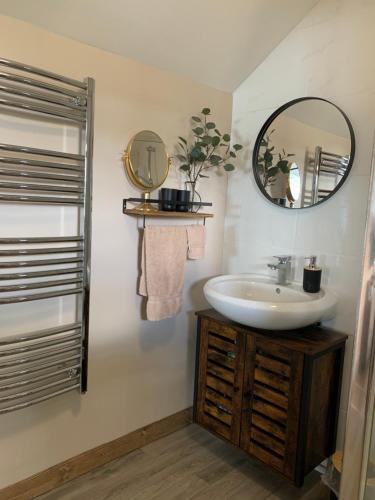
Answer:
[
  {"left": 124, "top": 130, "right": 170, "bottom": 191},
  {"left": 252, "top": 98, "right": 355, "bottom": 209}
]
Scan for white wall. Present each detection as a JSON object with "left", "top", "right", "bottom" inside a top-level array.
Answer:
[
  {"left": 0, "top": 15, "right": 232, "bottom": 488},
  {"left": 224, "top": 0, "right": 375, "bottom": 448}
]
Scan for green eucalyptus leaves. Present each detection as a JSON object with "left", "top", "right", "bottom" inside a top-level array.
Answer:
[{"left": 176, "top": 108, "right": 243, "bottom": 185}]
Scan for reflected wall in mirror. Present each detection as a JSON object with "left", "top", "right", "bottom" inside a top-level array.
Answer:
[
  {"left": 252, "top": 98, "right": 355, "bottom": 209},
  {"left": 124, "top": 130, "right": 170, "bottom": 212}
]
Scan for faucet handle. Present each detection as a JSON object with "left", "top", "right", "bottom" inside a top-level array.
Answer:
[{"left": 273, "top": 255, "right": 292, "bottom": 264}]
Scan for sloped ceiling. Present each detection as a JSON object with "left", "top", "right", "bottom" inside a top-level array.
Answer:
[{"left": 0, "top": 0, "right": 318, "bottom": 91}]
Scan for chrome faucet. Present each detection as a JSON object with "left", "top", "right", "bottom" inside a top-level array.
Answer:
[{"left": 267, "top": 255, "right": 292, "bottom": 285}]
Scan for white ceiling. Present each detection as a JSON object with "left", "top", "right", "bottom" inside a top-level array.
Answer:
[{"left": 0, "top": 0, "right": 318, "bottom": 91}]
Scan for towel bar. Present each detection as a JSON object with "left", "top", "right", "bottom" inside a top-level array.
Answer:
[
  {"left": 0, "top": 364, "right": 81, "bottom": 391},
  {"left": 0, "top": 323, "right": 81, "bottom": 346},
  {"left": 0, "top": 57, "right": 94, "bottom": 413},
  {"left": 0, "top": 384, "right": 81, "bottom": 415},
  {"left": 0, "top": 156, "right": 84, "bottom": 171},
  {"left": 0, "top": 355, "right": 81, "bottom": 381},
  {"left": 0, "top": 142, "right": 85, "bottom": 161}
]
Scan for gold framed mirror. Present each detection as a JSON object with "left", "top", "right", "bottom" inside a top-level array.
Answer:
[{"left": 123, "top": 130, "right": 171, "bottom": 212}]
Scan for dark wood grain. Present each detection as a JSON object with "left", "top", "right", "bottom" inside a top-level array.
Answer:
[
  {"left": 240, "top": 333, "right": 256, "bottom": 450},
  {"left": 195, "top": 317, "right": 246, "bottom": 446},
  {"left": 207, "top": 361, "right": 235, "bottom": 384},
  {"left": 207, "top": 347, "right": 236, "bottom": 370},
  {"left": 207, "top": 334, "right": 238, "bottom": 354},
  {"left": 249, "top": 441, "right": 284, "bottom": 472},
  {"left": 253, "top": 383, "right": 289, "bottom": 410},
  {"left": 251, "top": 426, "right": 285, "bottom": 456},
  {"left": 206, "top": 374, "right": 233, "bottom": 397},
  {"left": 196, "top": 309, "right": 348, "bottom": 356},
  {"left": 195, "top": 319, "right": 210, "bottom": 427},
  {"left": 207, "top": 320, "right": 238, "bottom": 342},
  {"left": 205, "top": 387, "right": 232, "bottom": 410},
  {"left": 255, "top": 353, "right": 291, "bottom": 378},
  {"left": 204, "top": 401, "right": 232, "bottom": 425},
  {"left": 303, "top": 350, "right": 340, "bottom": 474},
  {"left": 252, "top": 398, "right": 288, "bottom": 425},
  {"left": 254, "top": 367, "right": 290, "bottom": 393},
  {"left": 283, "top": 351, "right": 304, "bottom": 481},
  {"left": 256, "top": 339, "right": 292, "bottom": 362},
  {"left": 251, "top": 413, "right": 286, "bottom": 441},
  {"left": 194, "top": 310, "right": 347, "bottom": 487}
]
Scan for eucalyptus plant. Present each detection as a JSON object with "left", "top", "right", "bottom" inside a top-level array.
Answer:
[
  {"left": 257, "top": 130, "right": 295, "bottom": 188},
  {"left": 176, "top": 108, "right": 243, "bottom": 191}
]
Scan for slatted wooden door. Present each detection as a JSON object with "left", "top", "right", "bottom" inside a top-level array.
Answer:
[
  {"left": 240, "top": 338, "right": 304, "bottom": 480},
  {"left": 195, "top": 318, "right": 246, "bottom": 445}
]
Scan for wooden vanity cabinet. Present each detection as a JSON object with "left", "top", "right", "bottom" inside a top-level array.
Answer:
[{"left": 194, "top": 309, "right": 347, "bottom": 486}]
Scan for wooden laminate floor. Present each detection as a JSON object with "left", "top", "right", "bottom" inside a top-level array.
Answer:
[{"left": 39, "top": 424, "right": 330, "bottom": 500}]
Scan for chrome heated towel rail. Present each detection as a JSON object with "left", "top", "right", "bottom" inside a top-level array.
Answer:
[{"left": 0, "top": 58, "right": 94, "bottom": 414}]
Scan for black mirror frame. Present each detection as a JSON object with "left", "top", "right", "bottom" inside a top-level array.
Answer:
[{"left": 252, "top": 97, "right": 356, "bottom": 209}]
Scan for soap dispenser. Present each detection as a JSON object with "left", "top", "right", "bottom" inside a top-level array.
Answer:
[{"left": 303, "top": 256, "right": 322, "bottom": 293}]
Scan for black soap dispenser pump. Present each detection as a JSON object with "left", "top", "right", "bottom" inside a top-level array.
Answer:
[{"left": 303, "top": 256, "right": 322, "bottom": 293}]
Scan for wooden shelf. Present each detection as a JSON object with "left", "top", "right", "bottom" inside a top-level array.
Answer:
[{"left": 124, "top": 209, "right": 213, "bottom": 219}]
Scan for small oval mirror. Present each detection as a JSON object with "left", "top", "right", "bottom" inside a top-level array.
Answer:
[
  {"left": 124, "top": 130, "right": 170, "bottom": 191},
  {"left": 252, "top": 98, "right": 355, "bottom": 209}
]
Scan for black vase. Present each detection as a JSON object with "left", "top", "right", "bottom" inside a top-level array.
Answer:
[
  {"left": 159, "top": 188, "right": 178, "bottom": 211},
  {"left": 176, "top": 189, "right": 191, "bottom": 212}
]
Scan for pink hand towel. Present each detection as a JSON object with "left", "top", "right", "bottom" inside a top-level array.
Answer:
[
  {"left": 139, "top": 226, "right": 187, "bottom": 321},
  {"left": 186, "top": 225, "right": 206, "bottom": 260}
]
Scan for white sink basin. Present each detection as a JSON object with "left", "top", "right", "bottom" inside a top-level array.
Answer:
[{"left": 203, "top": 274, "right": 337, "bottom": 330}]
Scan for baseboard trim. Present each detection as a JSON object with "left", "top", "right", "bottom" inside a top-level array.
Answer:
[{"left": 0, "top": 407, "right": 193, "bottom": 500}]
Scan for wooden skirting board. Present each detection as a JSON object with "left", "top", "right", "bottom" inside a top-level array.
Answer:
[{"left": 0, "top": 407, "right": 192, "bottom": 500}]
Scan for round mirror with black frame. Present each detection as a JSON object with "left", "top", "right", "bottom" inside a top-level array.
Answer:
[{"left": 252, "top": 97, "right": 355, "bottom": 209}]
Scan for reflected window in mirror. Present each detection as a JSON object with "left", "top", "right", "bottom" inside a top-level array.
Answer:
[{"left": 253, "top": 98, "right": 355, "bottom": 209}]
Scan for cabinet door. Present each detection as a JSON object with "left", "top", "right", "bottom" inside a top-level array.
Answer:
[
  {"left": 240, "top": 338, "right": 304, "bottom": 481},
  {"left": 195, "top": 318, "right": 246, "bottom": 445}
]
